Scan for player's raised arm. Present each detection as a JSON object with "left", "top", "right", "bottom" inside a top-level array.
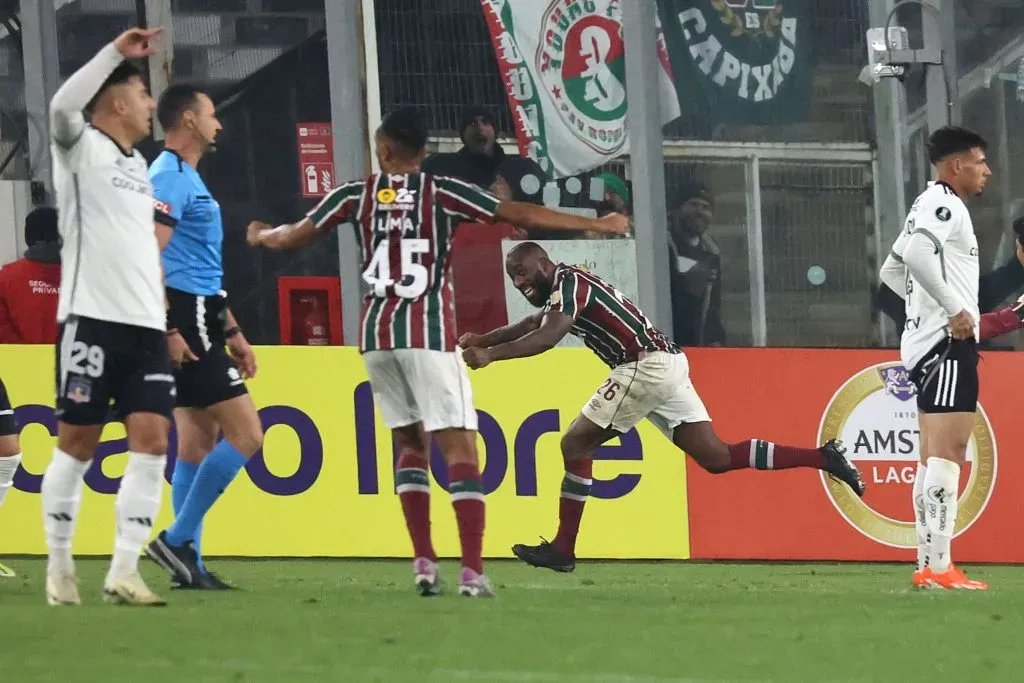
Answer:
[
  {"left": 462, "top": 311, "right": 574, "bottom": 369},
  {"left": 50, "top": 28, "right": 163, "bottom": 148},
  {"left": 495, "top": 201, "right": 627, "bottom": 236},
  {"left": 433, "top": 175, "right": 627, "bottom": 237},
  {"left": 979, "top": 294, "right": 1024, "bottom": 340},
  {"left": 248, "top": 180, "right": 365, "bottom": 251}
]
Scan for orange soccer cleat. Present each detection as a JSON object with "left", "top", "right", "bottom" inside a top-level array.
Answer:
[
  {"left": 927, "top": 564, "right": 989, "bottom": 591},
  {"left": 912, "top": 568, "right": 934, "bottom": 589}
]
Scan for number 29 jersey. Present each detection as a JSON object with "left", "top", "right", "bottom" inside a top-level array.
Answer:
[{"left": 307, "top": 172, "right": 500, "bottom": 352}]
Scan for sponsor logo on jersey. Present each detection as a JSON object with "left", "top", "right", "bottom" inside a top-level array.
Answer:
[
  {"left": 376, "top": 186, "right": 417, "bottom": 212},
  {"left": 153, "top": 199, "right": 173, "bottom": 216},
  {"left": 817, "top": 361, "right": 996, "bottom": 548}
]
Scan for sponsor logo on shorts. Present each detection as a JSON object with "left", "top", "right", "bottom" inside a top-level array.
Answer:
[
  {"left": 66, "top": 377, "right": 92, "bottom": 404},
  {"left": 227, "top": 367, "right": 244, "bottom": 387},
  {"left": 817, "top": 361, "right": 996, "bottom": 548}
]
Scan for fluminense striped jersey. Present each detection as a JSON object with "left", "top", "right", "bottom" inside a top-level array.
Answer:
[
  {"left": 306, "top": 172, "right": 500, "bottom": 352},
  {"left": 544, "top": 264, "right": 679, "bottom": 368}
]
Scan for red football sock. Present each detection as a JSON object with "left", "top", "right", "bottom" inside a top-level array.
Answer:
[
  {"left": 727, "top": 440, "right": 826, "bottom": 471},
  {"left": 552, "top": 458, "right": 593, "bottom": 557},
  {"left": 448, "top": 462, "right": 485, "bottom": 574},
  {"left": 395, "top": 451, "right": 436, "bottom": 561}
]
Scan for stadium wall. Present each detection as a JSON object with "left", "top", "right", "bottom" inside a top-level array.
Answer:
[{"left": 3, "top": 345, "right": 1022, "bottom": 562}]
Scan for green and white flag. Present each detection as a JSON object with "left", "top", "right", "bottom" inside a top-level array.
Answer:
[
  {"left": 656, "top": 0, "right": 811, "bottom": 128},
  {"left": 482, "top": 0, "right": 681, "bottom": 178}
]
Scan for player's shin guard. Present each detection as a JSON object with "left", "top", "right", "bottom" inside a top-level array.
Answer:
[
  {"left": 553, "top": 458, "right": 593, "bottom": 557},
  {"left": 913, "top": 462, "right": 929, "bottom": 571},
  {"left": 448, "top": 462, "right": 485, "bottom": 574},
  {"left": 41, "top": 448, "right": 90, "bottom": 576},
  {"left": 727, "top": 440, "right": 825, "bottom": 470},
  {"left": 396, "top": 451, "right": 437, "bottom": 561},
  {"left": 108, "top": 453, "right": 166, "bottom": 583},
  {"left": 924, "top": 457, "right": 959, "bottom": 573},
  {"left": 0, "top": 453, "right": 21, "bottom": 507}
]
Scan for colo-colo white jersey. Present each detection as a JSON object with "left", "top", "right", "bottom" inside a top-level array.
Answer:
[
  {"left": 51, "top": 43, "right": 165, "bottom": 331},
  {"left": 890, "top": 181, "right": 979, "bottom": 369}
]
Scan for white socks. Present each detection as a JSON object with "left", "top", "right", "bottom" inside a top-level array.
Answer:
[
  {"left": 913, "top": 462, "right": 928, "bottom": 572},
  {"left": 41, "top": 448, "right": 90, "bottom": 576},
  {"left": 0, "top": 453, "right": 21, "bottom": 507},
  {"left": 107, "top": 453, "right": 166, "bottom": 584},
  {"left": 923, "top": 457, "right": 960, "bottom": 574}
]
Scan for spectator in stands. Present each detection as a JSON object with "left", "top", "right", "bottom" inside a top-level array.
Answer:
[
  {"left": 875, "top": 215, "right": 1024, "bottom": 338},
  {"left": 668, "top": 182, "right": 726, "bottom": 347},
  {"left": 422, "top": 106, "right": 547, "bottom": 203},
  {"left": 0, "top": 207, "right": 61, "bottom": 343},
  {"left": 584, "top": 171, "right": 631, "bottom": 239}
]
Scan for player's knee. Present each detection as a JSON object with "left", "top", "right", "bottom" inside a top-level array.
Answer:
[
  {"left": 0, "top": 434, "right": 19, "bottom": 458},
  {"left": 560, "top": 431, "right": 586, "bottom": 461},
  {"left": 228, "top": 425, "right": 263, "bottom": 459},
  {"left": 133, "top": 431, "right": 169, "bottom": 456}
]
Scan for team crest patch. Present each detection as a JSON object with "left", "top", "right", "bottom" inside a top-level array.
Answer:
[
  {"left": 66, "top": 377, "right": 92, "bottom": 404},
  {"left": 935, "top": 206, "right": 951, "bottom": 222},
  {"left": 879, "top": 366, "right": 915, "bottom": 402},
  {"left": 549, "top": 291, "right": 563, "bottom": 306}
]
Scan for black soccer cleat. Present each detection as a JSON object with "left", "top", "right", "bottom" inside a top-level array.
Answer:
[
  {"left": 821, "top": 439, "right": 866, "bottom": 497},
  {"left": 512, "top": 539, "right": 576, "bottom": 573},
  {"left": 171, "top": 570, "right": 237, "bottom": 591},
  {"left": 146, "top": 531, "right": 204, "bottom": 588}
]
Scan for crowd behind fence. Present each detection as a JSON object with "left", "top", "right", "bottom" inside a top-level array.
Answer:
[{"left": 0, "top": 0, "right": 1023, "bottom": 350}]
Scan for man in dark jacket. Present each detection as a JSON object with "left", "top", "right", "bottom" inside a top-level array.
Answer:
[
  {"left": 669, "top": 182, "right": 726, "bottom": 347},
  {"left": 422, "top": 106, "right": 547, "bottom": 204}
]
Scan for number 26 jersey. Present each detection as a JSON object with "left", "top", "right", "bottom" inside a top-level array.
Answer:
[{"left": 306, "top": 172, "right": 500, "bottom": 352}]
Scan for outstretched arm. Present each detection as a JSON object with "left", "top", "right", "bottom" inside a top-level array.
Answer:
[
  {"left": 459, "top": 312, "right": 543, "bottom": 350},
  {"left": 979, "top": 295, "right": 1024, "bottom": 341},
  {"left": 462, "top": 311, "right": 574, "bottom": 369},
  {"left": 247, "top": 218, "right": 320, "bottom": 251},
  {"left": 495, "top": 201, "right": 627, "bottom": 236}
]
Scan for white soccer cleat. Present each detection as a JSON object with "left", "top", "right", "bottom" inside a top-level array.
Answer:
[
  {"left": 46, "top": 571, "right": 82, "bottom": 606},
  {"left": 458, "top": 567, "right": 496, "bottom": 598},
  {"left": 103, "top": 572, "right": 167, "bottom": 606}
]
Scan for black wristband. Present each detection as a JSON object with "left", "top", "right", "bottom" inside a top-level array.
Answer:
[{"left": 225, "top": 326, "right": 242, "bottom": 339}]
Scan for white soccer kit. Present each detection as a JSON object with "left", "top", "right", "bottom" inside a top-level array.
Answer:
[
  {"left": 51, "top": 42, "right": 165, "bottom": 332},
  {"left": 879, "top": 181, "right": 979, "bottom": 371}
]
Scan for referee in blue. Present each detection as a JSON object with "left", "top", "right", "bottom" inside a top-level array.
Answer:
[{"left": 144, "top": 84, "right": 264, "bottom": 590}]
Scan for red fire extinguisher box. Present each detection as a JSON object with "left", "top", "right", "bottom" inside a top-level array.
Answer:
[{"left": 277, "top": 276, "right": 344, "bottom": 345}]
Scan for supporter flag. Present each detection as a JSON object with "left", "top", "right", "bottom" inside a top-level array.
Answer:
[{"left": 481, "top": 0, "right": 681, "bottom": 178}]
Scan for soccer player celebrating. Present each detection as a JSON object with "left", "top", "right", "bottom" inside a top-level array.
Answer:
[
  {"left": 247, "top": 108, "right": 627, "bottom": 596},
  {"left": 0, "top": 377, "right": 21, "bottom": 578},
  {"left": 143, "top": 85, "right": 263, "bottom": 590},
  {"left": 42, "top": 28, "right": 172, "bottom": 606},
  {"left": 460, "top": 242, "right": 865, "bottom": 573},
  {"left": 877, "top": 126, "right": 991, "bottom": 590}
]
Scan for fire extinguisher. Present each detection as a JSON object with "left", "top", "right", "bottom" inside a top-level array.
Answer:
[{"left": 300, "top": 294, "right": 330, "bottom": 346}]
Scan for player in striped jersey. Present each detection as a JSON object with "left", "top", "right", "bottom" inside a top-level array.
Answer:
[
  {"left": 247, "top": 109, "right": 627, "bottom": 596},
  {"left": 461, "top": 243, "right": 865, "bottom": 573}
]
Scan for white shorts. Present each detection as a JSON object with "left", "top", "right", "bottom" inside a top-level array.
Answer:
[
  {"left": 362, "top": 349, "right": 478, "bottom": 432},
  {"left": 581, "top": 351, "right": 711, "bottom": 440}
]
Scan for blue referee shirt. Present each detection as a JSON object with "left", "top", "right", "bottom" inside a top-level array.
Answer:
[{"left": 150, "top": 149, "right": 223, "bottom": 296}]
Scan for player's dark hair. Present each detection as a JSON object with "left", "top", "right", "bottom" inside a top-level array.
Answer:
[
  {"left": 87, "top": 61, "right": 144, "bottom": 112},
  {"left": 1013, "top": 216, "right": 1024, "bottom": 248},
  {"left": 378, "top": 107, "right": 428, "bottom": 158},
  {"left": 157, "top": 83, "right": 204, "bottom": 131},
  {"left": 926, "top": 126, "right": 987, "bottom": 165}
]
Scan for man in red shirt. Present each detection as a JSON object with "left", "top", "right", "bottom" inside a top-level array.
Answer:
[{"left": 0, "top": 207, "right": 61, "bottom": 344}]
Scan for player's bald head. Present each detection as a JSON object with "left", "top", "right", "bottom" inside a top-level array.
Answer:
[{"left": 506, "top": 241, "right": 549, "bottom": 268}]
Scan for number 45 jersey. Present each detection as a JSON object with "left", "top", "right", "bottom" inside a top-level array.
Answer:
[{"left": 307, "top": 173, "right": 499, "bottom": 352}]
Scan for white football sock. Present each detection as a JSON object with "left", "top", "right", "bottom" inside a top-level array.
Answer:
[
  {"left": 107, "top": 453, "right": 166, "bottom": 584},
  {"left": 41, "top": 448, "right": 90, "bottom": 576},
  {"left": 913, "top": 462, "right": 928, "bottom": 572},
  {"left": 0, "top": 453, "right": 21, "bottom": 507},
  {"left": 924, "top": 457, "right": 960, "bottom": 573}
]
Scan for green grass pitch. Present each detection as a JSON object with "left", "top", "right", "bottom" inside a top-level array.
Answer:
[{"left": 2, "top": 559, "right": 1021, "bottom": 682}]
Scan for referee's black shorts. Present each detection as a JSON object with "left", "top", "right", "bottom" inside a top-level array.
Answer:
[
  {"left": 0, "top": 377, "right": 16, "bottom": 436},
  {"left": 910, "top": 337, "right": 979, "bottom": 414},
  {"left": 166, "top": 287, "right": 248, "bottom": 410}
]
